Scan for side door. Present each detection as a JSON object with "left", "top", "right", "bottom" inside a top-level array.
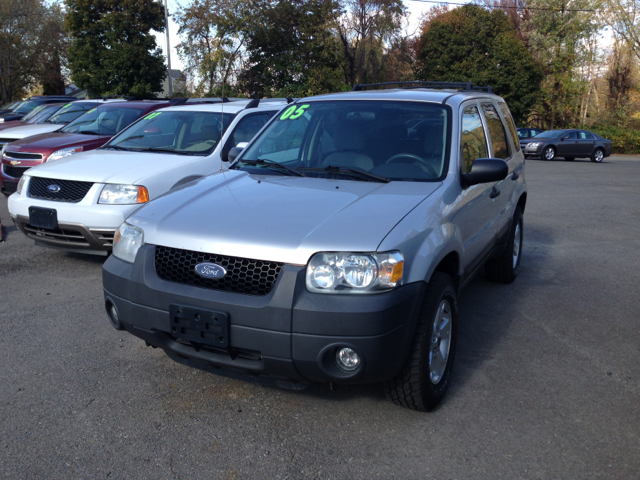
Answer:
[
  {"left": 456, "top": 102, "right": 499, "bottom": 273},
  {"left": 558, "top": 131, "right": 579, "bottom": 157},
  {"left": 578, "top": 131, "right": 596, "bottom": 156},
  {"left": 220, "top": 111, "right": 274, "bottom": 166},
  {"left": 480, "top": 102, "right": 518, "bottom": 238}
]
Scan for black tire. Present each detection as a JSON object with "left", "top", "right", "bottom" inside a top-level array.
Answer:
[
  {"left": 543, "top": 146, "right": 556, "bottom": 161},
  {"left": 564, "top": 156, "right": 575, "bottom": 161},
  {"left": 485, "top": 206, "right": 523, "bottom": 284},
  {"left": 385, "top": 272, "right": 457, "bottom": 412},
  {"left": 591, "top": 148, "right": 604, "bottom": 163}
]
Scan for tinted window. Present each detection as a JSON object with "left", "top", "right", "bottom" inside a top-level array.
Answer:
[
  {"left": 47, "top": 103, "right": 96, "bottom": 124},
  {"left": 564, "top": 131, "right": 578, "bottom": 139},
  {"left": 461, "top": 105, "right": 488, "bottom": 173},
  {"left": 229, "top": 114, "right": 269, "bottom": 148},
  {"left": 482, "top": 104, "right": 509, "bottom": 159},
  {"left": 535, "top": 130, "right": 563, "bottom": 138},
  {"left": 14, "top": 100, "right": 40, "bottom": 115},
  {"left": 27, "top": 105, "right": 63, "bottom": 124},
  {"left": 580, "top": 131, "right": 595, "bottom": 140},
  {"left": 62, "top": 106, "right": 145, "bottom": 135},
  {"left": 240, "top": 101, "right": 450, "bottom": 181},
  {"left": 497, "top": 102, "right": 520, "bottom": 151},
  {"left": 107, "top": 111, "right": 235, "bottom": 155}
]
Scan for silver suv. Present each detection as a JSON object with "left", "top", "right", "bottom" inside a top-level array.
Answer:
[{"left": 102, "top": 82, "right": 527, "bottom": 411}]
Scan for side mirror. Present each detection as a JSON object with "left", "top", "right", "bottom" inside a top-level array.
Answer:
[
  {"left": 461, "top": 158, "right": 508, "bottom": 188},
  {"left": 227, "top": 146, "right": 244, "bottom": 163}
]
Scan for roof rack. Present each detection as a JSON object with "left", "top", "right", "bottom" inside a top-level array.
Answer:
[{"left": 352, "top": 81, "right": 493, "bottom": 94}]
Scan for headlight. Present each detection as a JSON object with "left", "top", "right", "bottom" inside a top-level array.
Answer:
[
  {"left": 1, "top": 145, "right": 7, "bottom": 157},
  {"left": 48, "top": 146, "right": 83, "bottom": 161},
  {"left": 16, "top": 175, "right": 27, "bottom": 195},
  {"left": 112, "top": 223, "right": 144, "bottom": 263},
  {"left": 99, "top": 184, "right": 149, "bottom": 204},
  {"left": 306, "top": 251, "right": 404, "bottom": 294},
  {"left": 527, "top": 142, "right": 542, "bottom": 148}
]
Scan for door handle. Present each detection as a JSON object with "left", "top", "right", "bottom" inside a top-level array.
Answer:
[
  {"left": 490, "top": 187, "right": 500, "bottom": 199},
  {"left": 511, "top": 172, "right": 519, "bottom": 180}
]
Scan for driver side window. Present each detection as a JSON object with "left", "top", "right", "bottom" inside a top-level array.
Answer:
[{"left": 461, "top": 105, "right": 488, "bottom": 174}]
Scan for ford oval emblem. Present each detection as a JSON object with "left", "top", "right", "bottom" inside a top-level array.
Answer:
[
  {"left": 47, "top": 184, "right": 61, "bottom": 193},
  {"left": 195, "top": 263, "right": 227, "bottom": 279}
]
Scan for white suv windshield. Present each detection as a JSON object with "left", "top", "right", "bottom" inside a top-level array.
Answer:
[
  {"left": 239, "top": 101, "right": 450, "bottom": 181},
  {"left": 62, "top": 106, "right": 145, "bottom": 136},
  {"left": 105, "top": 110, "right": 235, "bottom": 156}
]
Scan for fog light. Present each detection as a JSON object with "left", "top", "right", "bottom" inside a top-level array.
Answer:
[
  {"left": 336, "top": 347, "right": 360, "bottom": 372},
  {"left": 106, "top": 300, "right": 124, "bottom": 330}
]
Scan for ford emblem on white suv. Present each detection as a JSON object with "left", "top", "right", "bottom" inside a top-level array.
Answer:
[
  {"left": 195, "top": 263, "right": 226, "bottom": 279},
  {"left": 47, "top": 184, "right": 61, "bottom": 192}
]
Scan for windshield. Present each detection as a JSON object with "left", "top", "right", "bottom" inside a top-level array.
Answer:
[
  {"left": 26, "top": 104, "right": 62, "bottom": 124},
  {"left": 238, "top": 100, "right": 450, "bottom": 181},
  {"left": 14, "top": 100, "right": 41, "bottom": 115},
  {"left": 106, "top": 110, "right": 235, "bottom": 155},
  {"left": 46, "top": 103, "right": 97, "bottom": 125},
  {"left": 535, "top": 130, "right": 562, "bottom": 139},
  {"left": 22, "top": 105, "right": 48, "bottom": 122},
  {"left": 62, "top": 106, "right": 145, "bottom": 136}
]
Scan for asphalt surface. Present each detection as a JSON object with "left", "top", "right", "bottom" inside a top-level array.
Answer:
[{"left": 1, "top": 155, "right": 639, "bottom": 479}]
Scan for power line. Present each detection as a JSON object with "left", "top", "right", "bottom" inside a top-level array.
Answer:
[{"left": 406, "top": 0, "right": 598, "bottom": 12}]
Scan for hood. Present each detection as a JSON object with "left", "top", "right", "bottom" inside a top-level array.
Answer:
[
  {"left": 129, "top": 170, "right": 441, "bottom": 265},
  {"left": 9, "top": 132, "right": 110, "bottom": 153},
  {"left": 26, "top": 149, "right": 198, "bottom": 185},
  {"left": 0, "top": 121, "right": 26, "bottom": 132},
  {"left": 0, "top": 123, "right": 63, "bottom": 140}
]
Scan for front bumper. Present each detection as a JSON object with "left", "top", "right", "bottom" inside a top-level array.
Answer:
[{"left": 103, "top": 245, "right": 426, "bottom": 386}]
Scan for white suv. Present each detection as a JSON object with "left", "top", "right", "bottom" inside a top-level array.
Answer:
[{"left": 8, "top": 99, "right": 289, "bottom": 254}]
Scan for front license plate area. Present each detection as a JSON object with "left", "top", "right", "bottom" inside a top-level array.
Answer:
[
  {"left": 169, "top": 304, "right": 229, "bottom": 348},
  {"left": 29, "top": 206, "right": 58, "bottom": 229}
]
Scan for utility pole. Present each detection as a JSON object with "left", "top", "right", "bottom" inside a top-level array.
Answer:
[{"left": 163, "top": 0, "right": 173, "bottom": 97}]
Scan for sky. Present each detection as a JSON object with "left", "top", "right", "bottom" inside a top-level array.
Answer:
[{"left": 152, "top": 0, "right": 443, "bottom": 72}]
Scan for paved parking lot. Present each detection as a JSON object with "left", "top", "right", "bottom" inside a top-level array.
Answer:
[{"left": 1, "top": 155, "right": 639, "bottom": 479}]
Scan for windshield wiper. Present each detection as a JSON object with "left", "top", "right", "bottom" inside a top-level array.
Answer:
[
  {"left": 102, "top": 145, "right": 134, "bottom": 151},
  {"left": 299, "top": 165, "right": 390, "bottom": 183},
  {"left": 236, "top": 159, "right": 306, "bottom": 177},
  {"left": 77, "top": 131, "right": 101, "bottom": 136},
  {"left": 144, "top": 147, "right": 201, "bottom": 155}
]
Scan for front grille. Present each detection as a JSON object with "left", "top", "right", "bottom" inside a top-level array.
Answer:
[
  {"left": 28, "top": 177, "right": 93, "bottom": 203},
  {"left": 23, "top": 224, "right": 88, "bottom": 245},
  {"left": 2, "top": 164, "right": 28, "bottom": 179},
  {"left": 4, "top": 151, "right": 43, "bottom": 160},
  {"left": 155, "top": 246, "right": 283, "bottom": 296}
]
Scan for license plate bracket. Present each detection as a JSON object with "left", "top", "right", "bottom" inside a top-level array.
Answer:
[
  {"left": 169, "top": 304, "right": 229, "bottom": 348},
  {"left": 29, "top": 206, "right": 58, "bottom": 230}
]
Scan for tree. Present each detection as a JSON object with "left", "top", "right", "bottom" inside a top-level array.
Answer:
[
  {"left": 238, "top": 0, "right": 345, "bottom": 98},
  {"left": 605, "top": 0, "right": 640, "bottom": 63},
  {"left": 0, "top": 0, "right": 43, "bottom": 102},
  {"left": 415, "top": 5, "right": 543, "bottom": 124},
  {"left": 36, "top": 3, "right": 69, "bottom": 95},
  {"left": 175, "top": 0, "right": 247, "bottom": 97},
  {"left": 65, "top": 0, "right": 167, "bottom": 97},
  {"left": 337, "top": 0, "right": 406, "bottom": 87}
]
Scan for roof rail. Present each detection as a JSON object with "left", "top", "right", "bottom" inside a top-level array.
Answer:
[
  {"left": 352, "top": 81, "right": 494, "bottom": 94},
  {"left": 169, "top": 98, "right": 189, "bottom": 105},
  {"left": 244, "top": 99, "right": 260, "bottom": 109}
]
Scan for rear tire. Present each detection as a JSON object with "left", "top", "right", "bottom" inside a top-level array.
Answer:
[
  {"left": 591, "top": 148, "right": 604, "bottom": 163},
  {"left": 485, "top": 206, "right": 523, "bottom": 284},
  {"left": 385, "top": 272, "right": 457, "bottom": 412}
]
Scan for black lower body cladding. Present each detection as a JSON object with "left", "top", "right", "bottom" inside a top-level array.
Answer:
[{"left": 102, "top": 245, "right": 425, "bottom": 385}]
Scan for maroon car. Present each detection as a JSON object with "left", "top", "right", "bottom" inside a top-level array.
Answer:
[{"left": 0, "top": 99, "right": 179, "bottom": 195}]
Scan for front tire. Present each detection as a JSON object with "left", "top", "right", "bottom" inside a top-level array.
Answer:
[
  {"left": 385, "top": 272, "right": 457, "bottom": 412},
  {"left": 543, "top": 146, "right": 556, "bottom": 161},
  {"left": 591, "top": 148, "right": 604, "bottom": 163},
  {"left": 485, "top": 206, "right": 523, "bottom": 284}
]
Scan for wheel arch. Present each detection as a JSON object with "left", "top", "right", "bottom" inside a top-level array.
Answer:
[{"left": 517, "top": 192, "right": 527, "bottom": 214}]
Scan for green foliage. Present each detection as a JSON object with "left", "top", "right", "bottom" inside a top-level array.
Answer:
[
  {"left": 589, "top": 125, "right": 640, "bottom": 154},
  {"left": 526, "top": 0, "right": 601, "bottom": 129},
  {"left": 415, "top": 5, "right": 543, "bottom": 124},
  {"left": 65, "top": 0, "right": 166, "bottom": 97},
  {"left": 238, "top": 0, "right": 346, "bottom": 97}
]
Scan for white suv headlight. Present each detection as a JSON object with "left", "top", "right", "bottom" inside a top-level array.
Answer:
[
  {"left": 99, "top": 184, "right": 149, "bottom": 204},
  {"left": 16, "top": 175, "right": 27, "bottom": 194},
  {"left": 113, "top": 223, "right": 144, "bottom": 263},
  {"left": 48, "top": 146, "right": 83, "bottom": 161},
  {"left": 306, "top": 251, "right": 404, "bottom": 294}
]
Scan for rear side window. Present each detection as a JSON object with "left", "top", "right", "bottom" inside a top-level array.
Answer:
[
  {"left": 565, "top": 131, "right": 578, "bottom": 139},
  {"left": 581, "top": 132, "right": 595, "bottom": 140},
  {"left": 481, "top": 104, "right": 509, "bottom": 159},
  {"left": 497, "top": 102, "right": 520, "bottom": 151},
  {"left": 461, "top": 105, "right": 488, "bottom": 173}
]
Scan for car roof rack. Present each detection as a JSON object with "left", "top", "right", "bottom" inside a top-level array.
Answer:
[{"left": 352, "top": 81, "right": 493, "bottom": 94}]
